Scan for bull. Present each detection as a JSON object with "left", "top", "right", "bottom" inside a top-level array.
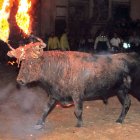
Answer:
[{"left": 15, "top": 51, "right": 136, "bottom": 129}]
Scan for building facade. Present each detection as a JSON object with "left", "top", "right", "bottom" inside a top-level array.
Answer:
[{"left": 38, "top": 0, "right": 140, "bottom": 37}]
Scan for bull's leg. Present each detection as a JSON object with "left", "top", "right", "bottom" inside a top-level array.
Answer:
[
  {"left": 116, "top": 89, "right": 131, "bottom": 123},
  {"left": 73, "top": 97, "right": 83, "bottom": 127},
  {"left": 34, "top": 96, "right": 56, "bottom": 129}
]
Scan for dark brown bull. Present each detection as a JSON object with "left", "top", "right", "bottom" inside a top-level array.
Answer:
[{"left": 17, "top": 51, "right": 134, "bottom": 129}]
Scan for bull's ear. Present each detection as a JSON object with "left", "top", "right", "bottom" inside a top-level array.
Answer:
[
  {"left": 7, "top": 50, "right": 17, "bottom": 58},
  {"left": 7, "top": 51, "right": 13, "bottom": 57}
]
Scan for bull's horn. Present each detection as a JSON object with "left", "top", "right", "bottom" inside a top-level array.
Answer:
[
  {"left": 30, "top": 34, "right": 44, "bottom": 43},
  {"left": 7, "top": 43, "right": 15, "bottom": 50}
]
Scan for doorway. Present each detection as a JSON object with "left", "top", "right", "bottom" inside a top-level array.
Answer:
[{"left": 55, "top": 19, "right": 66, "bottom": 37}]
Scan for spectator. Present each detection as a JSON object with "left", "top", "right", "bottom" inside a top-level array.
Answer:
[
  {"left": 48, "top": 32, "right": 61, "bottom": 50},
  {"left": 94, "top": 31, "right": 111, "bottom": 53},
  {"left": 110, "top": 32, "right": 122, "bottom": 53},
  {"left": 60, "top": 30, "right": 70, "bottom": 51},
  {"left": 86, "top": 33, "right": 94, "bottom": 52},
  {"left": 129, "top": 31, "right": 140, "bottom": 51},
  {"left": 78, "top": 35, "right": 86, "bottom": 52}
]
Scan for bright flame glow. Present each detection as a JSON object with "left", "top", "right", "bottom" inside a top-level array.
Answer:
[
  {"left": 0, "top": 0, "right": 11, "bottom": 42},
  {"left": 7, "top": 61, "right": 17, "bottom": 65},
  {"left": 15, "top": 0, "right": 31, "bottom": 35}
]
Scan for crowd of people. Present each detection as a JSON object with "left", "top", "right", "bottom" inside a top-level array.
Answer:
[
  {"left": 69, "top": 30, "right": 140, "bottom": 54},
  {"left": 44, "top": 18, "right": 140, "bottom": 54},
  {"left": 77, "top": 18, "right": 140, "bottom": 53}
]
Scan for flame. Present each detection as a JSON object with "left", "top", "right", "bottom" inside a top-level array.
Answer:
[
  {"left": 15, "top": 0, "right": 32, "bottom": 35},
  {"left": 7, "top": 60, "right": 17, "bottom": 66},
  {"left": 0, "top": 0, "right": 32, "bottom": 43},
  {"left": 0, "top": 0, "right": 11, "bottom": 42}
]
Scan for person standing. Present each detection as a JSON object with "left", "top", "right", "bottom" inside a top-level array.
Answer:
[
  {"left": 60, "top": 31, "right": 70, "bottom": 51},
  {"left": 129, "top": 31, "right": 140, "bottom": 52},
  {"left": 48, "top": 32, "right": 61, "bottom": 50},
  {"left": 110, "top": 32, "right": 122, "bottom": 53},
  {"left": 78, "top": 35, "right": 86, "bottom": 52},
  {"left": 94, "top": 31, "right": 111, "bottom": 53}
]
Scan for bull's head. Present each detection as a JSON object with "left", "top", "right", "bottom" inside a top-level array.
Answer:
[
  {"left": 16, "top": 58, "right": 43, "bottom": 86},
  {"left": 7, "top": 42, "right": 46, "bottom": 61}
]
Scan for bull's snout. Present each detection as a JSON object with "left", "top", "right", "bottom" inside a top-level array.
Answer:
[{"left": 17, "top": 79, "right": 26, "bottom": 86}]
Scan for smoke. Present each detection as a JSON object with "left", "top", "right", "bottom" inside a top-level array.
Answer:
[
  {"left": 14, "top": 87, "right": 47, "bottom": 113},
  {"left": 0, "top": 83, "right": 14, "bottom": 103},
  {"left": 0, "top": 66, "right": 51, "bottom": 139}
]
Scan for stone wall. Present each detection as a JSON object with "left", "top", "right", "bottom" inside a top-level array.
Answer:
[
  {"left": 39, "top": 0, "right": 140, "bottom": 37},
  {"left": 40, "top": 0, "right": 55, "bottom": 37},
  {"left": 130, "top": 0, "right": 140, "bottom": 20},
  {"left": 40, "top": 0, "right": 68, "bottom": 37}
]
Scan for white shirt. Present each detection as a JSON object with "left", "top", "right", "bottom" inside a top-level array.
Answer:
[
  {"left": 110, "top": 37, "right": 121, "bottom": 47},
  {"left": 94, "top": 36, "right": 111, "bottom": 50}
]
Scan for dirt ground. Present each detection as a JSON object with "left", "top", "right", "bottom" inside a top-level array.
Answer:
[{"left": 1, "top": 64, "right": 140, "bottom": 140}]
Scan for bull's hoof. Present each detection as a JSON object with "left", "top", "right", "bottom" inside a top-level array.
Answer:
[
  {"left": 116, "top": 119, "right": 123, "bottom": 124},
  {"left": 34, "top": 120, "right": 45, "bottom": 130},
  {"left": 75, "top": 122, "right": 82, "bottom": 127},
  {"left": 75, "top": 124, "right": 81, "bottom": 127},
  {"left": 34, "top": 124, "right": 44, "bottom": 130}
]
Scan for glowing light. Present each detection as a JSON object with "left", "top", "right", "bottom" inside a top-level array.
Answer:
[
  {"left": 15, "top": 0, "right": 32, "bottom": 35},
  {"left": 0, "top": 0, "right": 11, "bottom": 42},
  {"left": 7, "top": 61, "right": 17, "bottom": 66},
  {"left": 86, "top": 106, "right": 90, "bottom": 109}
]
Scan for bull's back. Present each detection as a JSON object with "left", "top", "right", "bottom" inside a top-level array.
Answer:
[{"left": 42, "top": 51, "right": 129, "bottom": 92}]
